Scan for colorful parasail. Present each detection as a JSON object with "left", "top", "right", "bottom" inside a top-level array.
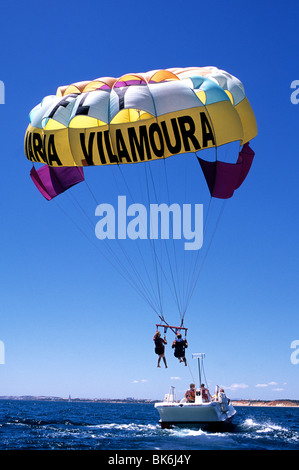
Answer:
[{"left": 25, "top": 66, "right": 257, "bottom": 200}]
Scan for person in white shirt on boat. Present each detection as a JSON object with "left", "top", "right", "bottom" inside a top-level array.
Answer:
[{"left": 218, "top": 388, "right": 230, "bottom": 404}]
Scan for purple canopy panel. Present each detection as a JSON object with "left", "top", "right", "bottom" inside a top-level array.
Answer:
[
  {"left": 235, "top": 142, "right": 255, "bottom": 190},
  {"left": 198, "top": 159, "right": 241, "bottom": 199},
  {"left": 30, "top": 166, "right": 84, "bottom": 200},
  {"left": 198, "top": 143, "right": 255, "bottom": 199}
]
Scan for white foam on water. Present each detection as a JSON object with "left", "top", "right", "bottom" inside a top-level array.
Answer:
[
  {"left": 242, "top": 418, "right": 287, "bottom": 434},
  {"left": 165, "top": 426, "right": 236, "bottom": 449},
  {"left": 90, "top": 422, "right": 158, "bottom": 431}
]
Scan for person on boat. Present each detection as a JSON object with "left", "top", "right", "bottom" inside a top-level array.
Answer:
[
  {"left": 185, "top": 383, "right": 196, "bottom": 403},
  {"left": 219, "top": 388, "right": 230, "bottom": 405},
  {"left": 200, "top": 383, "right": 211, "bottom": 402},
  {"left": 153, "top": 331, "right": 167, "bottom": 368},
  {"left": 172, "top": 333, "right": 188, "bottom": 366}
]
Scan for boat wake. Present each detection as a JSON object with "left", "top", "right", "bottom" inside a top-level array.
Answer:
[
  {"left": 241, "top": 417, "right": 288, "bottom": 433},
  {"left": 237, "top": 417, "right": 299, "bottom": 447},
  {"left": 157, "top": 414, "right": 299, "bottom": 450}
]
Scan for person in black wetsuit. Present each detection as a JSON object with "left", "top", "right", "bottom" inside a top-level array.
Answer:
[
  {"left": 172, "top": 333, "right": 188, "bottom": 366},
  {"left": 153, "top": 331, "right": 168, "bottom": 368}
]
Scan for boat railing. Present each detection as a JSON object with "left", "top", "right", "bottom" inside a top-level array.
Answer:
[{"left": 164, "top": 386, "right": 178, "bottom": 403}]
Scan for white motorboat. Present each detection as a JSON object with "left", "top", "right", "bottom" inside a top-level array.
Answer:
[{"left": 155, "top": 353, "right": 236, "bottom": 429}]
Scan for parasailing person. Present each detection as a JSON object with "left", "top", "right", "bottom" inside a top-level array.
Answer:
[
  {"left": 172, "top": 332, "right": 188, "bottom": 366},
  {"left": 153, "top": 331, "right": 168, "bottom": 368}
]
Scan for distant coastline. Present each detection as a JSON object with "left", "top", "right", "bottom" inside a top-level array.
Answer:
[
  {"left": 0, "top": 396, "right": 155, "bottom": 404},
  {"left": 231, "top": 400, "right": 299, "bottom": 407},
  {"left": 0, "top": 396, "right": 298, "bottom": 407}
]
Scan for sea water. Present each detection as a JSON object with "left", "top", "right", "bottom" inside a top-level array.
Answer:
[{"left": 0, "top": 400, "right": 298, "bottom": 451}]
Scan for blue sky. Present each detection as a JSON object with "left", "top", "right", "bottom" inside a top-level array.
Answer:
[{"left": 0, "top": 0, "right": 298, "bottom": 401}]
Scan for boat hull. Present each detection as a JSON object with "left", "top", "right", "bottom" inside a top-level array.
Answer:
[{"left": 155, "top": 401, "right": 236, "bottom": 428}]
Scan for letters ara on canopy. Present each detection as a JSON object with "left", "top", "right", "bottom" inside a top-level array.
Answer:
[{"left": 25, "top": 66, "right": 257, "bottom": 200}]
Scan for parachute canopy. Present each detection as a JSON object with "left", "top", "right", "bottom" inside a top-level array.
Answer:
[{"left": 24, "top": 67, "right": 257, "bottom": 184}]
